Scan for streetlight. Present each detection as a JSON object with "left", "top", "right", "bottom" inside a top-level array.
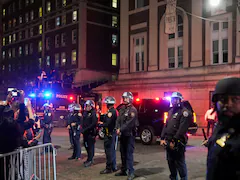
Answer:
[{"left": 209, "top": 0, "right": 220, "bottom": 7}]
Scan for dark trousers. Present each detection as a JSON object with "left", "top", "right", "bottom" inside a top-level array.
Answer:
[
  {"left": 69, "top": 129, "right": 73, "bottom": 146},
  {"left": 166, "top": 147, "right": 187, "bottom": 180},
  {"left": 207, "top": 120, "right": 215, "bottom": 137},
  {"left": 120, "top": 135, "right": 135, "bottom": 175},
  {"left": 83, "top": 134, "right": 95, "bottom": 162},
  {"left": 72, "top": 131, "right": 81, "bottom": 158},
  {"left": 43, "top": 127, "right": 52, "bottom": 144},
  {"left": 104, "top": 132, "right": 117, "bottom": 170}
]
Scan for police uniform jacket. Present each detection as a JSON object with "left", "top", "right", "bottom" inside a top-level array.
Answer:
[
  {"left": 69, "top": 112, "right": 82, "bottom": 130},
  {"left": 161, "top": 105, "right": 192, "bottom": 143},
  {"left": 103, "top": 107, "right": 117, "bottom": 134},
  {"left": 116, "top": 104, "right": 138, "bottom": 136},
  {"left": 43, "top": 111, "right": 53, "bottom": 126},
  {"left": 82, "top": 109, "right": 98, "bottom": 135}
]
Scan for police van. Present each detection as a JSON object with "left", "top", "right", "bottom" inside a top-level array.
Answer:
[{"left": 133, "top": 97, "right": 198, "bottom": 145}]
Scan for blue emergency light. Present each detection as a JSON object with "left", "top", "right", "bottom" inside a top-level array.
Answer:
[
  {"left": 44, "top": 91, "right": 52, "bottom": 99},
  {"left": 28, "top": 93, "right": 36, "bottom": 98}
]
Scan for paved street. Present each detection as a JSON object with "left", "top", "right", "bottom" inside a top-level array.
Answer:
[{"left": 52, "top": 128, "right": 207, "bottom": 180}]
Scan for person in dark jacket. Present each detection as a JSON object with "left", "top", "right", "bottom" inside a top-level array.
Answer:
[
  {"left": 160, "top": 92, "right": 192, "bottom": 180},
  {"left": 205, "top": 77, "right": 240, "bottom": 180},
  {"left": 82, "top": 100, "right": 98, "bottom": 167}
]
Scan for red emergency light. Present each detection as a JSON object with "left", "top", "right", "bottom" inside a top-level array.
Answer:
[
  {"left": 135, "top": 98, "right": 140, "bottom": 102},
  {"left": 69, "top": 96, "right": 74, "bottom": 100},
  {"left": 155, "top": 97, "right": 160, "bottom": 101}
]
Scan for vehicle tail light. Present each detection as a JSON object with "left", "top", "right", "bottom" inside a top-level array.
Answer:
[
  {"left": 155, "top": 97, "right": 160, "bottom": 101},
  {"left": 193, "top": 112, "right": 197, "bottom": 123},
  {"left": 164, "top": 112, "right": 168, "bottom": 124},
  {"left": 136, "top": 98, "right": 140, "bottom": 102}
]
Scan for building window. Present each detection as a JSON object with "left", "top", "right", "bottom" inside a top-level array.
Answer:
[
  {"left": 112, "top": 0, "right": 117, "bottom": 8},
  {"left": 47, "top": 2, "right": 51, "bottom": 12},
  {"left": 26, "top": 0, "right": 29, "bottom": 6},
  {"left": 3, "top": 23, "right": 6, "bottom": 32},
  {"left": 63, "top": 0, "right": 66, "bottom": 6},
  {"left": 168, "top": 48, "right": 175, "bottom": 68},
  {"left": 39, "top": 7, "right": 42, "bottom": 17},
  {"left": 9, "top": 20, "right": 12, "bottom": 29},
  {"left": 62, "top": 14, "right": 66, "bottom": 25},
  {"left": 135, "top": 0, "right": 144, "bottom": 9},
  {"left": 46, "top": 37, "right": 50, "bottom": 50},
  {"left": 12, "top": 48, "right": 15, "bottom": 58},
  {"left": 71, "top": 50, "right": 77, "bottom": 65},
  {"left": 13, "top": 34, "right": 16, "bottom": 42},
  {"left": 8, "top": 49, "right": 12, "bottom": 58},
  {"left": 19, "top": 16, "right": 23, "bottom": 24},
  {"left": 30, "top": 27, "right": 34, "bottom": 37},
  {"left": 169, "top": 15, "right": 183, "bottom": 39},
  {"left": 9, "top": 35, "right": 12, "bottom": 44},
  {"left": 25, "top": 13, "right": 29, "bottom": 23},
  {"left": 2, "top": 51, "right": 6, "bottom": 59},
  {"left": 211, "top": 21, "right": 228, "bottom": 64},
  {"left": 30, "top": 43, "right": 33, "bottom": 54},
  {"left": 61, "top": 33, "right": 66, "bottom": 46},
  {"left": 55, "top": 54, "right": 60, "bottom": 67},
  {"left": 112, "top": 34, "right": 117, "bottom": 46},
  {"left": 38, "top": 41, "right": 42, "bottom": 52},
  {"left": 134, "top": 37, "right": 145, "bottom": 72},
  {"left": 56, "top": 17, "right": 60, "bottom": 26},
  {"left": 3, "top": 38, "right": 5, "bottom": 46},
  {"left": 30, "top": 10, "right": 34, "bottom": 20},
  {"left": 25, "top": 29, "right": 28, "bottom": 38},
  {"left": 25, "top": 44, "right": 29, "bottom": 55},
  {"left": 46, "top": 21, "right": 50, "bottom": 31},
  {"left": 3, "top": 9, "right": 6, "bottom": 16},
  {"left": 112, "top": 16, "right": 117, "bottom": 27},
  {"left": 19, "top": 31, "right": 22, "bottom": 40},
  {"left": 31, "top": 0, "right": 34, "bottom": 3},
  {"left": 112, "top": 53, "right": 117, "bottom": 66},
  {"left": 61, "top": 52, "right": 66, "bottom": 66},
  {"left": 55, "top": 35, "right": 60, "bottom": 47},
  {"left": 13, "top": 18, "right": 16, "bottom": 27},
  {"left": 19, "top": 46, "right": 22, "bottom": 56},
  {"left": 73, "top": 11, "right": 77, "bottom": 21},
  {"left": 39, "top": 25, "right": 42, "bottom": 34},
  {"left": 72, "top": 29, "right": 77, "bottom": 44},
  {"left": 38, "top": 58, "right": 42, "bottom": 69},
  {"left": 46, "top": 56, "right": 50, "bottom": 66}
]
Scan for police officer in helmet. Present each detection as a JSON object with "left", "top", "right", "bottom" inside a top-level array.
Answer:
[
  {"left": 206, "top": 77, "right": 240, "bottom": 180},
  {"left": 115, "top": 92, "right": 139, "bottom": 180},
  {"left": 68, "top": 104, "right": 82, "bottom": 161},
  {"left": 100, "top": 96, "right": 118, "bottom": 174},
  {"left": 42, "top": 103, "right": 53, "bottom": 146},
  {"left": 82, "top": 100, "right": 98, "bottom": 167},
  {"left": 67, "top": 103, "right": 74, "bottom": 150},
  {"left": 160, "top": 92, "right": 192, "bottom": 180}
]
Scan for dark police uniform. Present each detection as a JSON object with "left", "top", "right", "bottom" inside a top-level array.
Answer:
[
  {"left": 116, "top": 104, "right": 138, "bottom": 177},
  {"left": 161, "top": 104, "right": 192, "bottom": 180},
  {"left": 82, "top": 109, "right": 98, "bottom": 165},
  {"left": 67, "top": 112, "right": 74, "bottom": 148},
  {"left": 42, "top": 110, "right": 53, "bottom": 144},
  {"left": 102, "top": 107, "right": 118, "bottom": 172},
  {"left": 69, "top": 112, "right": 82, "bottom": 159}
]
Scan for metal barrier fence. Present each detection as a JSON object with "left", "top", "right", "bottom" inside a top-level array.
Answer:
[{"left": 0, "top": 143, "right": 57, "bottom": 180}]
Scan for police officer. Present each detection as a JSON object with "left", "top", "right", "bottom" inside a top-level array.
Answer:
[
  {"left": 68, "top": 104, "right": 82, "bottom": 160},
  {"left": 100, "top": 96, "right": 118, "bottom": 174},
  {"left": 206, "top": 77, "right": 240, "bottom": 180},
  {"left": 67, "top": 104, "right": 74, "bottom": 150},
  {"left": 82, "top": 100, "right": 98, "bottom": 167},
  {"left": 160, "top": 92, "right": 192, "bottom": 180},
  {"left": 115, "top": 92, "right": 138, "bottom": 180},
  {"left": 42, "top": 103, "right": 53, "bottom": 145}
]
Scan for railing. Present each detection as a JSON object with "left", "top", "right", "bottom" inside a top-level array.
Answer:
[{"left": 0, "top": 143, "right": 57, "bottom": 180}]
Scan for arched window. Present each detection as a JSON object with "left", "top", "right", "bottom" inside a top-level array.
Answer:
[{"left": 168, "top": 15, "right": 183, "bottom": 69}]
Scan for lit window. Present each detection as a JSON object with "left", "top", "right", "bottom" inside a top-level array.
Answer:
[
  {"left": 39, "top": 7, "right": 42, "bottom": 17},
  {"left": 2, "top": 51, "right": 6, "bottom": 59},
  {"left": 46, "top": 56, "right": 50, "bottom": 66},
  {"left": 25, "top": 13, "right": 29, "bottom": 23},
  {"left": 12, "top": 48, "right": 15, "bottom": 58},
  {"left": 3, "top": 38, "right": 5, "bottom": 46},
  {"left": 25, "top": 44, "right": 29, "bottom": 55},
  {"left": 39, "top": 24, "right": 42, "bottom": 34},
  {"left": 3, "top": 9, "right": 6, "bottom": 16},
  {"left": 13, "top": 18, "right": 16, "bottom": 27},
  {"left": 30, "top": 43, "right": 33, "bottom": 54},
  {"left": 55, "top": 54, "right": 60, "bottom": 67},
  {"left": 73, "top": 11, "right": 77, "bottom": 21},
  {"left": 8, "top": 49, "right": 12, "bottom": 58},
  {"left": 26, "top": 0, "right": 29, "bottom": 6},
  {"left": 19, "top": 46, "right": 22, "bottom": 56},
  {"left": 30, "top": 10, "right": 34, "bottom": 20},
  {"left": 19, "top": 16, "right": 23, "bottom": 24},
  {"left": 47, "top": 2, "right": 51, "bottom": 12},
  {"left": 112, "top": 34, "right": 117, "bottom": 46},
  {"left": 112, "top": 53, "right": 117, "bottom": 66},
  {"left": 61, "top": 52, "right": 66, "bottom": 66},
  {"left": 62, "top": 0, "right": 66, "bottom": 6},
  {"left": 55, "top": 34, "right": 60, "bottom": 47},
  {"left": 61, "top": 33, "right": 66, "bottom": 46},
  {"left": 38, "top": 41, "right": 42, "bottom": 52},
  {"left": 71, "top": 50, "right": 77, "bottom": 64},
  {"left": 72, "top": 29, "right": 77, "bottom": 44},
  {"left": 62, "top": 14, "right": 66, "bottom": 25},
  {"left": 112, "top": 16, "right": 117, "bottom": 27},
  {"left": 56, "top": 17, "right": 60, "bottom": 26},
  {"left": 13, "top": 34, "right": 16, "bottom": 42},
  {"left": 9, "top": 35, "right": 12, "bottom": 44},
  {"left": 112, "top": 0, "right": 117, "bottom": 8}
]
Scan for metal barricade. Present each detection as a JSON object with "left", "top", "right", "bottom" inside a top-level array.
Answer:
[{"left": 0, "top": 143, "right": 57, "bottom": 180}]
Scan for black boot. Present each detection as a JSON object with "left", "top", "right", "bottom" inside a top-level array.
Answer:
[
  {"left": 100, "top": 169, "right": 112, "bottom": 174},
  {"left": 115, "top": 171, "right": 127, "bottom": 176}
]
